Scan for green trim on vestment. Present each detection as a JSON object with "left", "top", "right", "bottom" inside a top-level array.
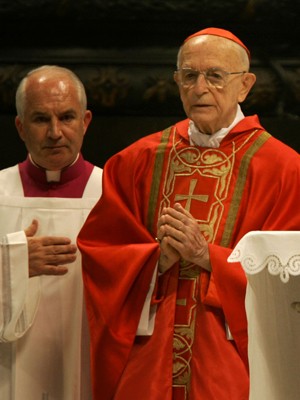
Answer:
[
  {"left": 220, "top": 131, "right": 271, "bottom": 247},
  {"left": 147, "top": 126, "right": 172, "bottom": 234}
]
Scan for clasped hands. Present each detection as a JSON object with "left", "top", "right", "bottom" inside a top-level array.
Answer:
[
  {"left": 25, "top": 219, "right": 77, "bottom": 277},
  {"left": 156, "top": 203, "right": 211, "bottom": 274}
]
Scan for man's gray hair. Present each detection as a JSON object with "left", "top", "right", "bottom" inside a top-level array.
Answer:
[{"left": 15, "top": 65, "right": 88, "bottom": 120}]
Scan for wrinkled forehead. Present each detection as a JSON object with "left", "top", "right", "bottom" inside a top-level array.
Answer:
[{"left": 179, "top": 35, "right": 246, "bottom": 69}]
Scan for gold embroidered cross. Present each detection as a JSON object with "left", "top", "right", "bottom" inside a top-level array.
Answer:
[{"left": 175, "top": 179, "right": 208, "bottom": 212}]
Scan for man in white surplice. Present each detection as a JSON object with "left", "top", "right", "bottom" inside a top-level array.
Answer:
[{"left": 0, "top": 66, "right": 102, "bottom": 400}]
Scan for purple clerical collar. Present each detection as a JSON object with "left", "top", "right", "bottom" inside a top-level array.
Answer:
[
  {"left": 18, "top": 153, "right": 94, "bottom": 198},
  {"left": 28, "top": 154, "right": 80, "bottom": 182},
  {"left": 20, "top": 153, "right": 85, "bottom": 187}
]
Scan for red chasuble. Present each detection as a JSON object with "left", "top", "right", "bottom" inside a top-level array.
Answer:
[{"left": 78, "top": 115, "right": 300, "bottom": 400}]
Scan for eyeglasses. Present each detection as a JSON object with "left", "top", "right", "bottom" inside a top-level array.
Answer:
[{"left": 175, "top": 67, "right": 247, "bottom": 89}]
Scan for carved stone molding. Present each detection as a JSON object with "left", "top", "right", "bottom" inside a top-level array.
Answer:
[
  {"left": 0, "top": 0, "right": 299, "bottom": 169},
  {"left": 0, "top": 48, "right": 299, "bottom": 120}
]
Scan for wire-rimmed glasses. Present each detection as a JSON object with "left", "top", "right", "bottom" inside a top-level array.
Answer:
[{"left": 175, "top": 67, "right": 246, "bottom": 89}]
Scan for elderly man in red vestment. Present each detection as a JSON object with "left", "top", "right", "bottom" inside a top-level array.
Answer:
[
  {"left": 78, "top": 28, "right": 300, "bottom": 399},
  {"left": 0, "top": 66, "right": 102, "bottom": 399}
]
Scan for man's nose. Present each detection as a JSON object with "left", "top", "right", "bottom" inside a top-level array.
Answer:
[
  {"left": 194, "top": 73, "right": 209, "bottom": 91},
  {"left": 47, "top": 120, "right": 62, "bottom": 139}
]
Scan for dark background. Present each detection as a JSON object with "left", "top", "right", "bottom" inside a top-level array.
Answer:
[{"left": 0, "top": 0, "right": 299, "bottom": 169}]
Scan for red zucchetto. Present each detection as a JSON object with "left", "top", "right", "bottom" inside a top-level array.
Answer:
[{"left": 184, "top": 27, "right": 251, "bottom": 61}]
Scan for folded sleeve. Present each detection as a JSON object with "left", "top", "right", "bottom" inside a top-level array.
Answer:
[{"left": 0, "top": 231, "right": 40, "bottom": 342}]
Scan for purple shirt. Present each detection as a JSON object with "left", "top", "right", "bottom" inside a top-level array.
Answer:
[{"left": 18, "top": 154, "right": 94, "bottom": 198}]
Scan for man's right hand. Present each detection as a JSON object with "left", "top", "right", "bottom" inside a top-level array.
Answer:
[{"left": 25, "top": 219, "right": 77, "bottom": 277}]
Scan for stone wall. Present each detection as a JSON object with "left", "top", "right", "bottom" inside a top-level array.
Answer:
[{"left": 0, "top": 0, "right": 299, "bottom": 168}]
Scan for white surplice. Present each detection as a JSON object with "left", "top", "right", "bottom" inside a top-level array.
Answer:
[
  {"left": 228, "top": 231, "right": 300, "bottom": 400},
  {"left": 0, "top": 165, "right": 102, "bottom": 400}
]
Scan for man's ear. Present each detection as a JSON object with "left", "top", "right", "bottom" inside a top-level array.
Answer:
[
  {"left": 15, "top": 116, "right": 26, "bottom": 142},
  {"left": 238, "top": 72, "right": 256, "bottom": 103},
  {"left": 174, "top": 71, "right": 180, "bottom": 86},
  {"left": 83, "top": 110, "right": 92, "bottom": 136}
]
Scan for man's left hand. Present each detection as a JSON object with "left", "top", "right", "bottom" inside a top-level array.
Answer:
[{"left": 157, "top": 203, "right": 211, "bottom": 271}]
